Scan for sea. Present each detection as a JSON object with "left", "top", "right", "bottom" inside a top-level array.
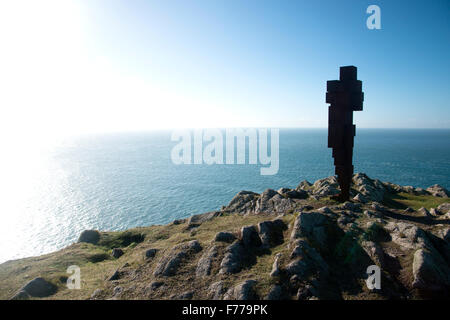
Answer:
[{"left": 0, "top": 129, "right": 449, "bottom": 264}]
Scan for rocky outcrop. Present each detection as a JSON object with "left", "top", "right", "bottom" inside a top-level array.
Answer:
[
  {"left": 383, "top": 221, "right": 450, "bottom": 292},
  {"left": 412, "top": 249, "right": 450, "bottom": 291},
  {"left": 153, "top": 240, "right": 202, "bottom": 277},
  {"left": 290, "top": 212, "right": 329, "bottom": 248},
  {"left": 385, "top": 222, "right": 432, "bottom": 250},
  {"left": 296, "top": 180, "right": 312, "bottom": 191},
  {"left": 171, "top": 219, "right": 186, "bottom": 225},
  {"left": 265, "top": 284, "right": 286, "bottom": 300},
  {"left": 385, "top": 223, "right": 423, "bottom": 249},
  {"left": 148, "top": 281, "right": 164, "bottom": 291},
  {"left": 111, "top": 248, "right": 124, "bottom": 259},
  {"left": 219, "top": 241, "right": 246, "bottom": 274},
  {"left": 222, "top": 174, "right": 448, "bottom": 217},
  {"left": 112, "top": 286, "right": 123, "bottom": 298},
  {"left": 223, "top": 280, "right": 258, "bottom": 300},
  {"left": 11, "top": 290, "right": 30, "bottom": 300},
  {"left": 219, "top": 219, "right": 287, "bottom": 275},
  {"left": 224, "top": 187, "right": 306, "bottom": 215},
  {"left": 364, "top": 209, "right": 383, "bottom": 219},
  {"left": 214, "top": 231, "right": 236, "bottom": 243},
  {"left": 353, "top": 193, "right": 368, "bottom": 203},
  {"left": 90, "top": 289, "right": 103, "bottom": 299},
  {"left": 239, "top": 225, "right": 262, "bottom": 247},
  {"left": 383, "top": 182, "right": 428, "bottom": 195},
  {"left": 426, "top": 185, "right": 449, "bottom": 198},
  {"left": 196, "top": 245, "right": 218, "bottom": 277},
  {"left": 352, "top": 173, "right": 386, "bottom": 203},
  {"left": 255, "top": 189, "right": 296, "bottom": 214},
  {"left": 187, "top": 211, "right": 221, "bottom": 229},
  {"left": 296, "top": 283, "right": 316, "bottom": 300},
  {"left": 224, "top": 191, "right": 259, "bottom": 214},
  {"left": 108, "top": 269, "right": 120, "bottom": 281},
  {"left": 337, "top": 214, "right": 354, "bottom": 230},
  {"left": 208, "top": 281, "right": 226, "bottom": 300},
  {"left": 144, "top": 248, "right": 157, "bottom": 259},
  {"left": 270, "top": 253, "right": 282, "bottom": 277},
  {"left": 171, "top": 291, "right": 194, "bottom": 300},
  {"left": 436, "top": 203, "right": 450, "bottom": 215},
  {"left": 286, "top": 239, "right": 329, "bottom": 279},
  {"left": 309, "top": 176, "right": 340, "bottom": 197},
  {"left": 418, "top": 207, "right": 432, "bottom": 218},
  {"left": 11, "top": 277, "right": 57, "bottom": 299},
  {"left": 360, "top": 240, "right": 385, "bottom": 267},
  {"left": 338, "top": 201, "right": 363, "bottom": 212},
  {"left": 370, "top": 202, "right": 388, "bottom": 213},
  {"left": 317, "top": 206, "right": 334, "bottom": 215},
  {"left": 278, "top": 188, "right": 308, "bottom": 199},
  {"left": 257, "top": 219, "right": 286, "bottom": 248},
  {"left": 439, "top": 228, "right": 450, "bottom": 243}
]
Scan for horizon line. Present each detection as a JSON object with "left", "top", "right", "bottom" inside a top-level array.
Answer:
[{"left": 60, "top": 127, "right": 450, "bottom": 137}]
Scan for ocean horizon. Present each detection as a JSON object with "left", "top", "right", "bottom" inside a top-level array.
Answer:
[{"left": 1, "top": 128, "right": 449, "bottom": 264}]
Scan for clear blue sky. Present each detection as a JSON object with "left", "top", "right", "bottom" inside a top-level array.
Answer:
[{"left": 1, "top": 0, "right": 449, "bottom": 136}]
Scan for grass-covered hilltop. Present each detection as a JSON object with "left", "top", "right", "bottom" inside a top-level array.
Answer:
[{"left": 1, "top": 173, "right": 449, "bottom": 300}]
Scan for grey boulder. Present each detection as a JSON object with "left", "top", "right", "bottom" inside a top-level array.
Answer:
[
  {"left": 214, "top": 231, "right": 236, "bottom": 243},
  {"left": 12, "top": 277, "right": 57, "bottom": 299},
  {"left": 196, "top": 245, "right": 218, "bottom": 277},
  {"left": 219, "top": 241, "right": 246, "bottom": 274},
  {"left": 290, "top": 212, "right": 329, "bottom": 248},
  {"left": 153, "top": 240, "right": 202, "bottom": 277},
  {"left": 223, "top": 280, "right": 258, "bottom": 300},
  {"left": 145, "top": 248, "right": 157, "bottom": 259},
  {"left": 412, "top": 249, "right": 450, "bottom": 291},
  {"left": 426, "top": 185, "right": 449, "bottom": 198},
  {"left": 111, "top": 248, "right": 124, "bottom": 259},
  {"left": 240, "top": 225, "right": 262, "bottom": 248},
  {"left": 257, "top": 219, "right": 286, "bottom": 248}
]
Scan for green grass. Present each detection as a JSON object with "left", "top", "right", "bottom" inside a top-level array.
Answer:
[
  {"left": 334, "top": 229, "right": 364, "bottom": 265},
  {"left": 382, "top": 192, "right": 448, "bottom": 210},
  {"left": 98, "top": 230, "right": 146, "bottom": 249}
]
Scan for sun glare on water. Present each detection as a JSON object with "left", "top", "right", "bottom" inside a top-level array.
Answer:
[{"left": 0, "top": 0, "right": 214, "bottom": 262}]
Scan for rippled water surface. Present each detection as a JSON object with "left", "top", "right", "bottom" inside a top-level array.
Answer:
[{"left": 1, "top": 129, "right": 449, "bottom": 263}]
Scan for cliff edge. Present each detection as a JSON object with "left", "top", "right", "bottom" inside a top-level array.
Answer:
[{"left": 1, "top": 173, "right": 449, "bottom": 300}]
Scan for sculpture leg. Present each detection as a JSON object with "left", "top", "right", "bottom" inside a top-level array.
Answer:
[
  {"left": 333, "top": 164, "right": 351, "bottom": 202},
  {"left": 339, "top": 165, "right": 352, "bottom": 201},
  {"left": 332, "top": 143, "right": 353, "bottom": 202}
]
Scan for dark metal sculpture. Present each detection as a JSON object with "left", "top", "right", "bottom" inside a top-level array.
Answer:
[{"left": 326, "top": 66, "right": 364, "bottom": 202}]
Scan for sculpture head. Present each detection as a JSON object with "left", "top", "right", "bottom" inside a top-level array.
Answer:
[{"left": 340, "top": 65, "right": 357, "bottom": 81}]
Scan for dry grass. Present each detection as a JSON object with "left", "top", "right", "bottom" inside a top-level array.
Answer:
[
  {"left": 1, "top": 192, "right": 448, "bottom": 300},
  {"left": 0, "top": 212, "right": 291, "bottom": 300}
]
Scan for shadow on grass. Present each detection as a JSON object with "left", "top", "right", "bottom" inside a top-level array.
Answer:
[
  {"left": 382, "top": 193, "right": 410, "bottom": 210},
  {"left": 382, "top": 210, "right": 450, "bottom": 226},
  {"left": 382, "top": 193, "right": 449, "bottom": 226}
]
